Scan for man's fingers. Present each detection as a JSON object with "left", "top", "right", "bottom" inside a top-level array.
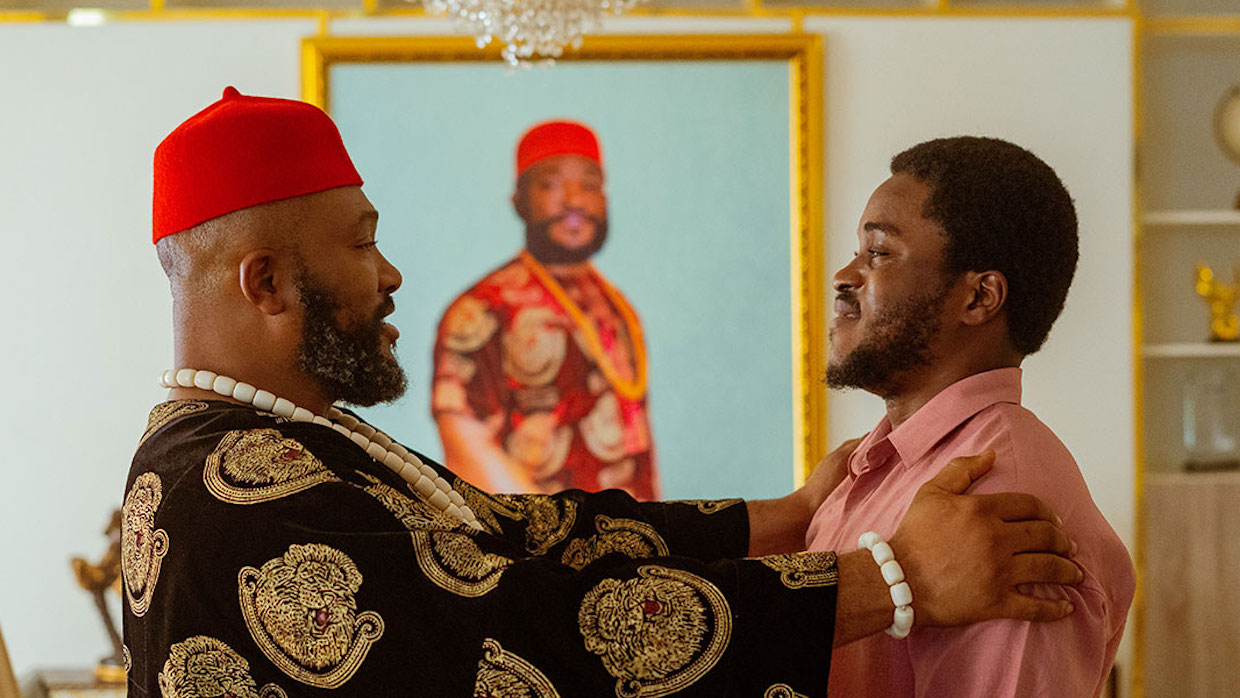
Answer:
[
  {"left": 1007, "top": 553, "right": 1084, "bottom": 587},
  {"left": 999, "top": 594, "right": 1075, "bottom": 623},
  {"left": 922, "top": 451, "right": 995, "bottom": 495},
  {"left": 974, "top": 492, "right": 1062, "bottom": 524},
  {"left": 833, "top": 436, "right": 864, "bottom": 455},
  {"left": 997, "top": 519, "right": 1075, "bottom": 557}
]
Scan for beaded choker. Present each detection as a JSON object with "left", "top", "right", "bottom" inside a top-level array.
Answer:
[{"left": 160, "top": 368, "right": 480, "bottom": 529}]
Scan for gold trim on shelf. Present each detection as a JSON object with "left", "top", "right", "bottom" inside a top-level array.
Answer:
[{"left": 1145, "top": 16, "right": 1240, "bottom": 36}]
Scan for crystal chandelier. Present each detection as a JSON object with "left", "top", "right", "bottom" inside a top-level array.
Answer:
[{"left": 423, "top": 0, "right": 646, "bottom": 66}]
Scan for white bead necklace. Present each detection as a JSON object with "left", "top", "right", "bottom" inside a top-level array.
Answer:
[{"left": 160, "top": 368, "right": 480, "bottom": 529}]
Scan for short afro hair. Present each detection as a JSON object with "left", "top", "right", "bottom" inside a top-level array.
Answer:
[{"left": 891, "top": 136, "right": 1078, "bottom": 355}]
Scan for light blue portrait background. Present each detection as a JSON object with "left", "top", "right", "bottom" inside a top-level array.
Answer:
[{"left": 332, "top": 59, "right": 794, "bottom": 500}]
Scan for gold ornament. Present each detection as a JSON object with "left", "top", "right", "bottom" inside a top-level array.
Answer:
[
  {"left": 70, "top": 509, "right": 126, "bottom": 683},
  {"left": 1194, "top": 263, "right": 1240, "bottom": 342}
]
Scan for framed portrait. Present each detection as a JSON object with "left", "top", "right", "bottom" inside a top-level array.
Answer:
[{"left": 302, "top": 34, "right": 824, "bottom": 501}]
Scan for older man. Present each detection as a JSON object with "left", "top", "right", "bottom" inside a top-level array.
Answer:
[
  {"left": 432, "top": 121, "right": 659, "bottom": 499},
  {"left": 124, "top": 89, "right": 1083, "bottom": 696}
]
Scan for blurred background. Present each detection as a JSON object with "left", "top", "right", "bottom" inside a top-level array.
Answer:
[{"left": 1, "top": 0, "right": 1236, "bottom": 695}]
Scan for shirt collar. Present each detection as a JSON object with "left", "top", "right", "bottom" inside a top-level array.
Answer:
[{"left": 848, "top": 367, "right": 1023, "bottom": 476}]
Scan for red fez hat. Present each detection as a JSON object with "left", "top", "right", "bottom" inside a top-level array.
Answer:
[
  {"left": 516, "top": 120, "right": 602, "bottom": 178},
  {"left": 152, "top": 87, "right": 363, "bottom": 243}
]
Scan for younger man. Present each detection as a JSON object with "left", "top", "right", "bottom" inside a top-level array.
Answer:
[{"left": 809, "top": 137, "right": 1135, "bottom": 697}]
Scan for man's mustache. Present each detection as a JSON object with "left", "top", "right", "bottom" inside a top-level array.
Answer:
[
  {"left": 536, "top": 208, "right": 606, "bottom": 228},
  {"left": 375, "top": 296, "right": 395, "bottom": 322},
  {"left": 835, "top": 291, "right": 860, "bottom": 315}
]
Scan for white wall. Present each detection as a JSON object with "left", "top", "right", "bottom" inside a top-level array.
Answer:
[
  {"left": 0, "top": 18, "right": 316, "bottom": 678},
  {"left": 808, "top": 16, "right": 1135, "bottom": 548},
  {"left": 0, "top": 14, "right": 1134, "bottom": 684},
  {"left": 807, "top": 17, "right": 1136, "bottom": 686}
]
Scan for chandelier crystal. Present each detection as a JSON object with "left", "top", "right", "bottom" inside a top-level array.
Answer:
[{"left": 423, "top": 0, "right": 646, "bottom": 66}]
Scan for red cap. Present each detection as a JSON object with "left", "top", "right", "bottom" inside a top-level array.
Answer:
[
  {"left": 516, "top": 120, "right": 602, "bottom": 178},
  {"left": 152, "top": 87, "right": 363, "bottom": 243}
]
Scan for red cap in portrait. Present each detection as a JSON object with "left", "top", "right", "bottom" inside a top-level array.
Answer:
[
  {"left": 152, "top": 86, "right": 363, "bottom": 243},
  {"left": 515, "top": 120, "right": 602, "bottom": 178}
]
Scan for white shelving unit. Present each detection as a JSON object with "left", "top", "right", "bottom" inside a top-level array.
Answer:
[
  {"left": 1142, "top": 342, "right": 1240, "bottom": 358},
  {"left": 1143, "top": 209, "right": 1240, "bottom": 227},
  {"left": 1139, "top": 15, "right": 1240, "bottom": 697}
]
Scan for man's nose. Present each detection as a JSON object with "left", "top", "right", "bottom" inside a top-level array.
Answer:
[
  {"left": 378, "top": 251, "right": 402, "bottom": 294},
  {"left": 564, "top": 183, "right": 589, "bottom": 208},
  {"left": 833, "top": 257, "right": 863, "bottom": 293}
]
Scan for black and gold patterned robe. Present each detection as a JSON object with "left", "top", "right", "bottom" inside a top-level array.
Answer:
[{"left": 122, "top": 400, "right": 838, "bottom": 697}]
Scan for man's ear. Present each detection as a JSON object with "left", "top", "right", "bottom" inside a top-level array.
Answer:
[
  {"left": 961, "top": 270, "right": 1008, "bottom": 327},
  {"left": 511, "top": 188, "right": 528, "bottom": 222},
  {"left": 238, "top": 249, "right": 290, "bottom": 316}
]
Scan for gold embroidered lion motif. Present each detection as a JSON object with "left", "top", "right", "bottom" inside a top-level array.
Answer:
[
  {"left": 139, "top": 400, "right": 208, "bottom": 447},
  {"left": 205, "top": 429, "right": 338, "bottom": 505},
  {"left": 455, "top": 484, "right": 579, "bottom": 555},
  {"left": 157, "top": 635, "right": 287, "bottom": 698},
  {"left": 764, "top": 684, "right": 808, "bottom": 698},
  {"left": 359, "top": 472, "right": 463, "bottom": 532},
  {"left": 238, "top": 544, "right": 383, "bottom": 688},
  {"left": 413, "top": 531, "right": 512, "bottom": 598},
  {"left": 453, "top": 479, "right": 522, "bottom": 536},
  {"left": 518, "top": 495, "right": 580, "bottom": 555},
  {"left": 578, "top": 566, "right": 733, "bottom": 698},
  {"left": 561, "top": 516, "right": 669, "bottom": 571},
  {"left": 758, "top": 551, "right": 839, "bottom": 589},
  {"left": 122, "top": 472, "right": 169, "bottom": 617},
  {"left": 474, "top": 638, "right": 561, "bottom": 698}
]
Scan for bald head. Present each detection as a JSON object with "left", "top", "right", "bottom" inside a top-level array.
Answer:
[{"left": 156, "top": 195, "right": 310, "bottom": 309}]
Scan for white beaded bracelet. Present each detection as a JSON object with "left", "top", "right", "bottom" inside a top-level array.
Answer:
[{"left": 858, "top": 531, "right": 915, "bottom": 639}]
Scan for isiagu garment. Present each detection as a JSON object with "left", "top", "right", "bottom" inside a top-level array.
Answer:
[{"left": 122, "top": 400, "right": 840, "bottom": 696}]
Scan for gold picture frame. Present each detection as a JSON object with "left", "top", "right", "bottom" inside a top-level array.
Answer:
[{"left": 301, "top": 33, "right": 825, "bottom": 493}]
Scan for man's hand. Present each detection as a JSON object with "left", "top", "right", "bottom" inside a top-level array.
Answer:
[
  {"left": 799, "top": 436, "right": 864, "bottom": 514},
  {"left": 748, "top": 437, "right": 862, "bottom": 556},
  {"left": 890, "top": 451, "right": 1082, "bottom": 626}
]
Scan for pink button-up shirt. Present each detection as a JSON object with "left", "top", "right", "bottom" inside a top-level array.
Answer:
[{"left": 807, "top": 368, "right": 1134, "bottom": 697}]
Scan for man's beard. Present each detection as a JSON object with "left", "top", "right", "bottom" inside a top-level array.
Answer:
[
  {"left": 824, "top": 283, "right": 950, "bottom": 397},
  {"left": 295, "top": 270, "right": 407, "bottom": 407},
  {"left": 524, "top": 212, "right": 609, "bottom": 265}
]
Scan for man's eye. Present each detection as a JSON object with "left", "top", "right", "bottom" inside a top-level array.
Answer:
[
  {"left": 358, "top": 241, "right": 378, "bottom": 250},
  {"left": 868, "top": 249, "right": 887, "bottom": 258}
]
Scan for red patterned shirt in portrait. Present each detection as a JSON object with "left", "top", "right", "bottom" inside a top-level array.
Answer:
[{"left": 432, "top": 251, "right": 660, "bottom": 500}]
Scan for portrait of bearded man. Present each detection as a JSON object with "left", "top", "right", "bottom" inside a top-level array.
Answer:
[{"left": 431, "top": 121, "right": 660, "bottom": 499}]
